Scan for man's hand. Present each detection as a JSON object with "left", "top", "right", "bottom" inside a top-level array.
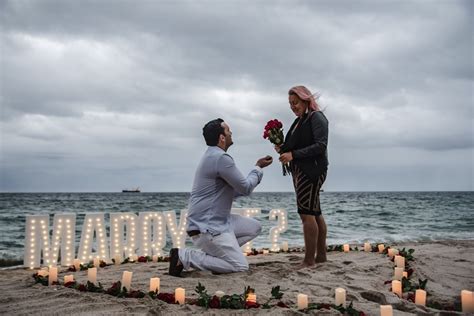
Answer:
[
  {"left": 274, "top": 145, "right": 281, "bottom": 153},
  {"left": 256, "top": 155, "right": 273, "bottom": 168},
  {"left": 279, "top": 152, "right": 293, "bottom": 164}
]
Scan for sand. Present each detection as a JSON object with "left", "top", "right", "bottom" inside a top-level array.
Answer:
[{"left": 0, "top": 240, "right": 473, "bottom": 316}]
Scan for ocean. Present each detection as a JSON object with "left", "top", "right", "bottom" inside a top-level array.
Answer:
[{"left": 1, "top": 192, "right": 473, "bottom": 263}]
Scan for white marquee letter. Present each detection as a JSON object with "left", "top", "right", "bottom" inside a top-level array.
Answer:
[
  {"left": 109, "top": 213, "right": 138, "bottom": 260},
  {"left": 78, "top": 213, "right": 109, "bottom": 263},
  {"left": 269, "top": 209, "right": 288, "bottom": 251},
  {"left": 24, "top": 215, "right": 51, "bottom": 268},
  {"left": 138, "top": 212, "right": 167, "bottom": 256},
  {"left": 164, "top": 210, "right": 188, "bottom": 249}
]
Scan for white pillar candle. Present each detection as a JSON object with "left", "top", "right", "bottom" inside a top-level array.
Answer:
[
  {"left": 392, "top": 249, "right": 399, "bottom": 256},
  {"left": 94, "top": 257, "right": 100, "bottom": 268},
  {"left": 403, "top": 271, "right": 408, "bottom": 278},
  {"left": 149, "top": 277, "right": 160, "bottom": 292},
  {"left": 297, "top": 293, "right": 308, "bottom": 309},
  {"left": 247, "top": 293, "right": 257, "bottom": 303},
  {"left": 263, "top": 250, "right": 269, "bottom": 255},
  {"left": 73, "top": 259, "right": 81, "bottom": 270},
  {"left": 387, "top": 248, "right": 395, "bottom": 258},
  {"left": 215, "top": 290, "right": 225, "bottom": 298},
  {"left": 38, "top": 269, "right": 48, "bottom": 277},
  {"left": 130, "top": 255, "right": 138, "bottom": 262},
  {"left": 461, "top": 290, "right": 474, "bottom": 313},
  {"left": 415, "top": 289, "right": 426, "bottom": 306},
  {"left": 88, "top": 267, "right": 97, "bottom": 284},
  {"left": 152, "top": 255, "right": 158, "bottom": 263},
  {"left": 378, "top": 244, "right": 385, "bottom": 253},
  {"left": 113, "top": 255, "right": 121, "bottom": 265},
  {"left": 281, "top": 241, "right": 289, "bottom": 252},
  {"left": 364, "top": 242, "right": 371, "bottom": 252},
  {"left": 394, "top": 255, "right": 405, "bottom": 268},
  {"left": 393, "top": 267, "right": 404, "bottom": 280},
  {"left": 64, "top": 274, "right": 74, "bottom": 284},
  {"left": 175, "top": 287, "right": 185, "bottom": 304},
  {"left": 121, "top": 271, "right": 133, "bottom": 291},
  {"left": 335, "top": 288, "right": 346, "bottom": 307},
  {"left": 392, "top": 280, "right": 402, "bottom": 297},
  {"left": 380, "top": 305, "right": 393, "bottom": 316},
  {"left": 343, "top": 244, "right": 350, "bottom": 253},
  {"left": 48, "top": 267, "right": 58, "bottom": 286}
]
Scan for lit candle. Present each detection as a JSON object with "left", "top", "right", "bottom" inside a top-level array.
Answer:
[
  {"left": 152, "top": 255, "right": 158, "bottom": 263},
  {"left": 378, "top": 244, "right": 385, "bottom": 253},
  {"left": 343, "top": 244, "right": 350, "bottom": 253},
  {"left": 364, "top": 242, "right": 371, "bottom": 252},
  {"left": 263, "top": 250, "right": 269, "bottom": 255},
  {"left": 335, "top": 288, "right": 346, "bottom": 307},
  {"left": 243, "top": 252, "right": 248, "bottom": 257},
  {"left": 387, "top": 248, "right": 395, "bottom": 258},
  {"left": 149, "top": 277, "right": 160, "bottom": 292},
  {"left": 121, "top": 271, "right": 133, "bottom": 291},
  {"left": 88, "top": 267, "right": 97, "bottom": 284},
  {"left": 394, "top": 255, "right": 405, "bottom": 269},
  {"left": 215, "top": 291, "right": 225, "bottom": 298},
  {"left": 73, "top": 259, "right": 81, "bottom": 270},
  {"left": 297, "top": 293, "right": 308, "bottom": 309},
  {"left": 175, "top": 287, "right": 185, "bottom": 304},
  {"left": 94, "top": 257, "right": 100, "bottom": 268},
  {"left": 415, "top": 289, "right": 426, "bottom": 306},
  {"left": 380, "top": 305, "right": 393, "bottom": 316},
  {"left": 281, "top": 241, "right": 289, "bottom": 252},
  {"left": 393, "top": 267, "right": 404, "bottom": 281},
  {"left": 392, "top": 280, "right": 402, "bottom": 297},
  {"left": 461, "top": 290, "right": 474, "bottom": 313},
  {"left": 130, "top": 255, "right": 138, "bottom": 262},
  {"left": 111, "top": 255, "right": 119, "bottom": 265},
  {"left": 64, "top": 274, "right": 74, "bottom": 284},
  {"left": 403, "top": 271, "right": 408, "bottom": 278},
  {"left": 48, "top": 267, "right": 58, "bottom": 286},
  {"left": 247, "top": 293, "right": 257, "bottom": 303}
]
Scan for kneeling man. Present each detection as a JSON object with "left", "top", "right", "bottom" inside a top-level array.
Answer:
[{"left": 169, "top": 118, "right": 272, "bottom": 276}]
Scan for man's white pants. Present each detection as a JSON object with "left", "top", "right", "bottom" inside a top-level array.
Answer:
[{"left": 178, "top": 214, "right": 261, "bottom": 274}]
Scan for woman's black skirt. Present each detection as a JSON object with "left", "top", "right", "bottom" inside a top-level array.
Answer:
[{"left": 291, "top": 164, "right": 327, "bottom": 216}]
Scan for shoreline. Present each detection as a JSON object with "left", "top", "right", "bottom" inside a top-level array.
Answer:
[{"left": 0, "top": 240, "right": 473, "bottom": 315}]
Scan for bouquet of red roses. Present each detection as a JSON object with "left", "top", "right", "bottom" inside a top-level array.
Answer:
[{"left": 263, "top": 119, "right": 290, "bottom": 175}]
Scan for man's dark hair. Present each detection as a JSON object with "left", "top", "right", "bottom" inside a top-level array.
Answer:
[{"left": 203, "top": 118, "right": 225, "bottom": 146}]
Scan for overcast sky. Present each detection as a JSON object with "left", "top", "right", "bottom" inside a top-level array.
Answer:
[{"left": 1, "top": 0, "right": 472, "bottom": 192}]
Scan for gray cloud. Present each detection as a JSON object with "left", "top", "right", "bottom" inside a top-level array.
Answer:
[{"left": 1, "top": 0, "right": 472, "bottom": 192}]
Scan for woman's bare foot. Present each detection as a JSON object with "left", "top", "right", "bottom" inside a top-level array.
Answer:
[{"left": 295, "top": 261, "right": 315, "bottom": 269}]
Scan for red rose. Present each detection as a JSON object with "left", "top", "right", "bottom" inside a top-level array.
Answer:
[
  {"left": 277, "top": 301, "right": 289, "bottom": 308},
  {"left": 245, "top": 301, "right": 260, "bottom": 309},
  {"left": 157, "top": 293, "right": 176, "bottom": 304},
  {"left": 209, "top": 295, "right": 221, "bottom": 308},
  {"left": 138, "top": 256, "right": 147, "bottom": 263},
  {"left": 319, "top": 303, "right": 331, "bottom": 310},
  {"left": 263, "top": 131, "right": 269, "bottom": 139},
  {"left": 78, "top": 284, "right": 87, "bottom": 292}
]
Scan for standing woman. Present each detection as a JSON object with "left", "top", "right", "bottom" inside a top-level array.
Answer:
[{"left": 276, "top": 85, "right": 329, "bottom": 269}]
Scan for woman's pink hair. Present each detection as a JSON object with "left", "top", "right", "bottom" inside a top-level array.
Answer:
[{"left": 288, "top": 85, "right": 320, "bottom": 111}]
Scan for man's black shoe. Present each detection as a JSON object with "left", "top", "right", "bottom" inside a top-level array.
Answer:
[{"left": 168, "top": 248, "right": 183, "bottom": 277}]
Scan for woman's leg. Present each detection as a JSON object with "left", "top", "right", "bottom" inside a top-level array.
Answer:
[
  {"left": 299, "top": 213, "right": 318, "bottom": 268},
  {"left": 315, "top": 215, "right": 327, "bottom": 262}
]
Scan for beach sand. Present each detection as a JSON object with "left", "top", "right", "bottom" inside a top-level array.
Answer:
[{"left": 0, "top": 240, "right": 473, "bottom": 315}]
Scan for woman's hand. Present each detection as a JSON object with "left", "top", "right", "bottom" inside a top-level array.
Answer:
[
  {"left": 279, "top": 152, "right": 293, "bottom": 164},
  {"left": 274, "top": 145, "right": 281, "bottom": 153}
]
